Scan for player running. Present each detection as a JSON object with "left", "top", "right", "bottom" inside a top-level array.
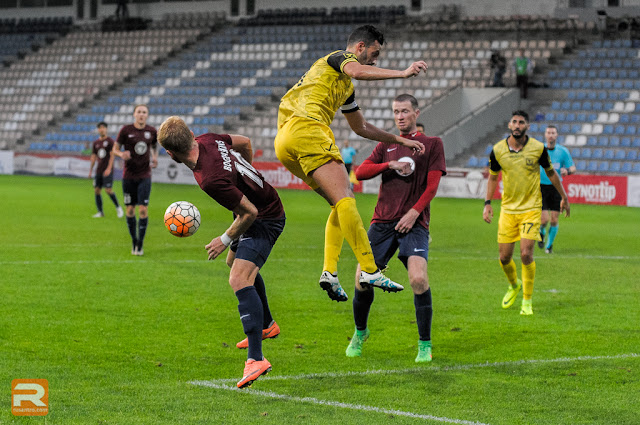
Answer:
[{"left": 89, "top": 121, "right": 123, "bottom": 218}]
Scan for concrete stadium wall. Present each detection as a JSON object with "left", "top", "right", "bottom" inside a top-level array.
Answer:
[{"left": 429, "top": 88, "right": 519, "bottom": 160}]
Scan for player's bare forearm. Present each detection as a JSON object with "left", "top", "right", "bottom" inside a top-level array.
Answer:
[
  {"left": 483, "top": 174, "right": 499, "bottom": 223},
  {"left": 227, "top": 196, "right": 258, "bottom": 240},
  {"left": 345, "top": 112, "right": 424, "bottom": 153},
  {"left": 343, "top": 61, "right": 427, "bottom": 81},
  {"left": 230, "top": 135, "right": 253, "bottom": 163}
]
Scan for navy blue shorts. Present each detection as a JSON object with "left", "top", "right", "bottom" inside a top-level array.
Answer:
[
  {"left": 368, "top": 221, "right": 429, "bottom": 269},
  {"left": 94, "top": 173, "right": 113, "bottom": 189},
  {"left": 231, "top": 217, "right": 285, "bottom": 269},
  {"left": 122, "top": 178, "right": 151, "bottom": 206}
]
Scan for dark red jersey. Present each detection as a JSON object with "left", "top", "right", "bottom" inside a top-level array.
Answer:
[
  {"left": 92, "top": 137, "right": 115, "bottom": 175},
  {"left": 192, "top": 133, "right": 285, "bottom": 220},
  {"left": 116, "top": 124, "right": 157, "bottom": 179},
  {"left": 366, "top": 132, "right": 446, "bottom": 228}
]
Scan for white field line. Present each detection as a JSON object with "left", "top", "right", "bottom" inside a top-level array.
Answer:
[
  {"left": 190, "top": 353, "right": 639, "bottom": 425},
  {"left": 190, "top": 381, "right": 490, "bottom": 425},
  {"left": 196, "top": 353, "right": 640, "bottom": 385},
  {"left": 2, "top": 254, "right": 638, "bottom": 266}
]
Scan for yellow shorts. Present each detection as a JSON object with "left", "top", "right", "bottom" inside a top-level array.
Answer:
[
  {"left": 274, "top": 116, "right": 343, "bottom": 190},
  {"left": 497, "top": 209, "right": 542, "bottom": 244}
]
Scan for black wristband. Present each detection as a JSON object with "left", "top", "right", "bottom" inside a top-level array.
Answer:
[{"left": 484, "top": 200, "right": 491, "bottom": 206}]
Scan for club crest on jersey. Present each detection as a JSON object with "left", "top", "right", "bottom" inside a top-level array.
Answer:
[
  {"left": 144, "top": 131, "right": 151, "bottom": 139},
  {"left": 103, "top": 140, "right": 109, "bottom": 147},
  {"left": 98, "top": 148, "right": 107, "bottom": 159},
  {"left": 134, "top": 141, "right": 148, "bottom": 155},
  {"left": 526, "top": 158, "right": 534, "bottom": 166}
]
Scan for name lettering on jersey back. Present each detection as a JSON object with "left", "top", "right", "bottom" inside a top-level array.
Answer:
[{"left": 216, "top": 140, "right": 233, "bottom": 172}]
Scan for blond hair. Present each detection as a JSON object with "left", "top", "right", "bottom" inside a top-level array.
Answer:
[{"left": 157, "top": 116, "right": 194, "bottom": 154}]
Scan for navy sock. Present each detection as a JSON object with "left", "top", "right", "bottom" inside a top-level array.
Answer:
[
  {"left": 414, "top": 288, "right": 433, "bottom": 342},
  {"left": 353, "top": 287, "right": 374, "bottom": 331},
  {"left": 253, "top": 273, "right": 273, "bottom": 328},
  {"left": 236, "top": 286, "right": 264, "bottom": 361},
  {"left": 95, "top": 194, "right": 103, "bottom": 213},
  {"left": 108, "top": 192, "right": 120, "bottom": 207},
  {"left": 137, "top": 218, "right": 148, "bottom": 249},
  {"left": 126, "top": 216, "right": 137, "bottom": 246}
]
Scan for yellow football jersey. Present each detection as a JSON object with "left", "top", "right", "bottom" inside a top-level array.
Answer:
[
  {"left": 489, "top": 136, "right": 554, "bottom": 214},
  {"left": 277, "top": 50, "right": 360, "bottom": 129}
]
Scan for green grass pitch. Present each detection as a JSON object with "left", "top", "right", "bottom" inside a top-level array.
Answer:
[{"left": 1, "top": 174, "right": 639, "bottom": 424}]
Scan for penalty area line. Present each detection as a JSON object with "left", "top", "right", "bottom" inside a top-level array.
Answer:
[
  {"left": 200, "top": 353, "right": 640, "bottom": 385},
  {"left": 189, "top": 381, "right": 489, "bottom": 425}
]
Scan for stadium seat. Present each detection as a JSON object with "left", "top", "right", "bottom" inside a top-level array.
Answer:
[{"left": 609, "top": 162, "right": 621, "bottom": 173}]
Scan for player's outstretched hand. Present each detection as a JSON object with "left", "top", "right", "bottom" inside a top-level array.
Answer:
[
  {"left": 121, "top": 150, "right": 132, "bottom": 161},
  {"left": 403, "top": 61, "right": 428, "bottom": 78},
  {"left": 205, "top": 237, "right": 228, "bottom": 260},
  {"left": 483, "top": 204, "right": 493, "bottom": 223},
  {"left": 398, "top": 138, "right": 425, "bottom": 155}
]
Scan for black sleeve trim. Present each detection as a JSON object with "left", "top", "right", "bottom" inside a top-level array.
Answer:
[
  {"left": 489, "top": 149, "right": 501, "bottom": 172},
  {"left": 539, "top": 146, "right": 552, "bottom": 169}
]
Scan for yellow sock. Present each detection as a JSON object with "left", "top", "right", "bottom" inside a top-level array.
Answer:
[
  {"left": 522, "top": 261, "right": 536, "bottom": 300},
  {"left": 499, "top": 259, "right": 518, "bottom": 286},
  {"left": 323, "top": 206, "right": 343, "bottom": 274},
  {"left": 334, "top": 197, "right": 377, "bottom": 273}
]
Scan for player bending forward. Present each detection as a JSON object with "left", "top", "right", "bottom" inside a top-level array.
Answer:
[{"left": 158, "top": 116, "right": 285, "bottom": 389}]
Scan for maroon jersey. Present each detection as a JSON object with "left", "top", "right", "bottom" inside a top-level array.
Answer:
[
  {"left": 92, "top": 137, "right": 115, "bottom": 175},
  {"left": 367, "top": 132, "right": 446, "bottom": 228},
  {"left": 116, "top": 124, "right": 157, "bottom": 179},
  {"left": 192, "top": 133, "right": 285, "bottom": 220}
]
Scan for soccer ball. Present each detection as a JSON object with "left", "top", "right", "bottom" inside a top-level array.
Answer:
[
  {"left": 395, "top": 156, "right": 416, "bottom": 176},
  {"left": 164, "top": 201, "right": 201, "bottom": 237}
]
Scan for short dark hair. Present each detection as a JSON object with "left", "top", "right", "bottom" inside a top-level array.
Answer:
[
  {"left": 546, "top": 124, "right": 558, "bottom": 131},
  {"left": 416, "top": 122, "right": 425, "bottom": 129},
  {"left": 394, "top": 93, "right": 419, "bottom": 110},
  {"left": 511, "top": 110, "right": 529, "bottom": 122},
  {"left": 97, "top": 121, "right": 108, "bottom": 128},
  {"left": 347, "top": 25, "right": 384, "bottom": 47}
]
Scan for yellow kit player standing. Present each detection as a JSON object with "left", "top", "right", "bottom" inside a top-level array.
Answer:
[
  {"left": 483, "top": 110, "right": 570, "bottom": 315},
  {"left": 274, "top": 25, "right": 427, "bottom": 302}
]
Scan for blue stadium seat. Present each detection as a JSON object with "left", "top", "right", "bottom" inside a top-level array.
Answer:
[
  {"left": 484, "top": 144, "right": 493, "bottom": 155},
  {"left": 625, "top": 126, "right": 637, "bottom": 135},
  {"left": 626, "top": 150, "right": 638, "bottom": 161},
  {"left": 570, "top": 148, "right": 581, "bottom": 158},
  {"left": 614, "top": 149, "right": 626, "bottom": 160},
  {"left": 621, "top": 162, "right": 632, "bottom": 173},
  {"left": 587, "top": 161, "right": 599, "bottom": 172},
  {"left": 633, "top": 163, "right": 640, "bottom": 173},
  {"left": 609, "top": 136, "right": 620, "bottom": 147},
  {"left": 604, "top": 149, "right": 615, "bottom": 159},
  {"left": 603, "top": 125, "right": 614, "bottom": 135},
  {"left": 566, "top": 113, "right": 576, "bottom": 122},
  {"left": 620, "top": 137, "right": 631, "bottom": 147},
  {"left": 466, "top": 156, "right": 479, "bottom": 167},
  {"left": 576, "top": 160, "right": 587, "bottom": 171},
  {"left": 615, "top": 125, "right": 625, "bottom": 135},
  {"left": 592, "top": 148, "right": 603, "bottom": 159},
  {"left": 598, "top": 162, "right": 609, "bottom": 172},
  {"left": 587, "top": 136, "right": 598, "bottom": 146},
  {"left": 633, "top": 137, "right": 640, "bottom": 148},
  {"left": 581, "top": 148, "right": 592, "bottom": 158},
  {"left": 609, "top": 162, "right": 621, "bottom": 173}
]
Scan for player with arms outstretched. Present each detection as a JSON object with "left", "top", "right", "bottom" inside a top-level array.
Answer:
[
  {"left": 483, "top": 111, "right": 570, "bottom": 315},
  {"left": 347, "top": 94, "right": 446, "bottom": 362},
  {"left": 274, "top": 24, "right": 428, "bottom": 302},
  {"left": 113, "top": 105, "right": 158, "bottom": 256},
  {"left": 158, "top": 116, "right": 285, "bottom": 389}
]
